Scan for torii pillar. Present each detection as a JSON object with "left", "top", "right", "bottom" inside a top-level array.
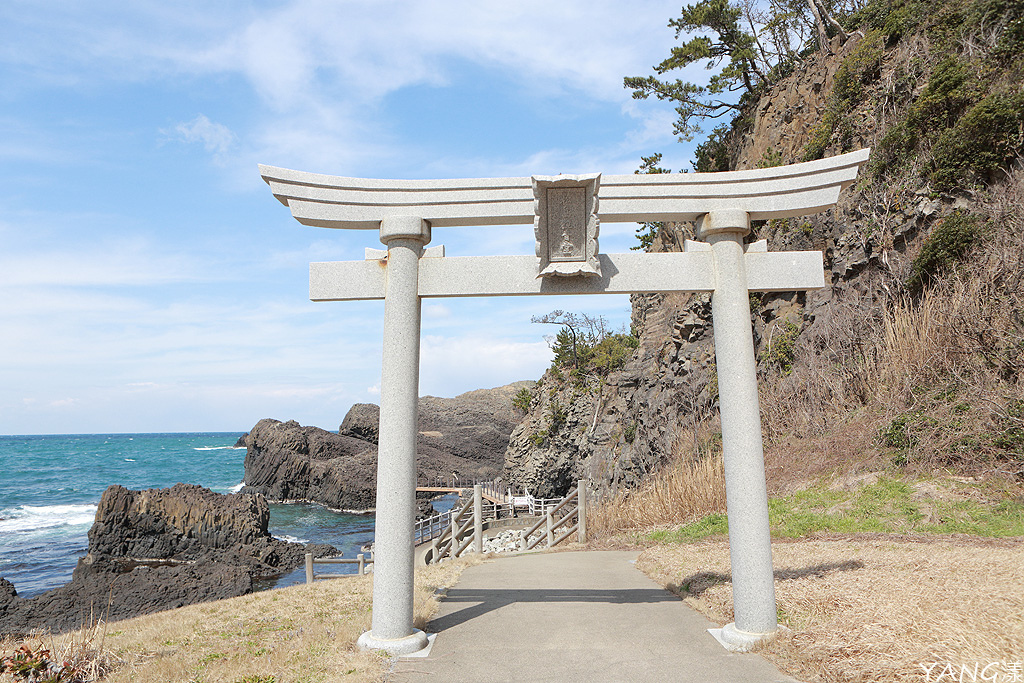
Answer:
[
  {"left": 366, "top": 216, "right": 432, "bottom": 653},
  {"left": 260, "top": 149, "right": 869, "bottom": 655},
  {"left": 701, "top": 208, "right": 778, "bottom": 645}
]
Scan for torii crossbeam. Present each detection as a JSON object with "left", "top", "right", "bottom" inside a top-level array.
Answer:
[{"left": 260, "top": 148, "right": 869, "bottom": 655}]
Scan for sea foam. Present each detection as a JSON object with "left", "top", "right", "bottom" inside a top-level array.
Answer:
[
  {"left": 0, "top": 504, "right": 98, "bottom": 534},
  {"left": 274, "top": 534, "right": 310, "bottom": 544}
]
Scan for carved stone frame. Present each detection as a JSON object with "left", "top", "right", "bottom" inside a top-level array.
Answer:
[{"left": 532, "top": 173, "right": 601, "bottom": 278}]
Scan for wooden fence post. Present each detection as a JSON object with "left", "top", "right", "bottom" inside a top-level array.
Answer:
[
  {"left": 473, "top": 484, "right": 483, "bottom": 554},
  {"left": 358, "top": 553, "right": 365, "bottom": 575},
  {"left": 305, "top": 552, "right": 314, "bottom": 584},
  {"left": 546, "top": 511, "right": 554, "bottom": 547},
  {"left": 578, "top": 479, "right": 587, "bottom": 544}
]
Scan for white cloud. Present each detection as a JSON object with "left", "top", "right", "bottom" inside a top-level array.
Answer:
[
  {"left": 423, "top": 303, "right": 452, "bottom": 319},
  {"left": 47, "top": 398, "right": 78, "bottom": 409},
  {"left": 5, "top": 1, "right": 685, "bottom": 104},
  {"left": 0, "top": 240, "right": 215, "bottom": 288},
  {"left": 419, "top": 335, "right": 551, "bottom": 398},
  {"left": 4, "top": 0, "right": 692, "bottom": 176},
  {"left": 172, "top": 115, "right": 236, "bottom": 158},
  {"left": 0, "top": 0, "right": 701, "bottom": 435}
]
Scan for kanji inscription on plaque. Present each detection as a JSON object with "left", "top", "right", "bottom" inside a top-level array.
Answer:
[{"left": 532, "top": 173, "right": 601, "bottom": 278}]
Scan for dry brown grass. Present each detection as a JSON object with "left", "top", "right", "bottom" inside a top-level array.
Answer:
[
  {"left": 0, "top": 620, "right": 123, "bottom": 682},
  {"left": 757, "top": 170, "right": 1024, "bottom": 487},
  {"left": 638, "top": 537, "right": 1024, "bottom": 683},
  {"left": 588, "top": 454, "right": 726, "bottom": 537},
  {"left": 764, "top": 411, "right": 887, "bottom": 495},
  {"left": 1, "top": 557, "right": 481, "bottom": 683}
]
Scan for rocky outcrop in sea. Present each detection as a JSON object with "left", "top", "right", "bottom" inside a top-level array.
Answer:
[
  {"left": 0, "top": 483, "right": 334, "bottom": 636},
  {"left": 241, "top": 419, "right": 379, "bottom": 511},
  {"left": 241, "top": 382, "right": 533, "bottom": 511}
]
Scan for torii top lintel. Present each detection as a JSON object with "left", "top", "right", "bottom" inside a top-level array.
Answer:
[{"left": 259, "top": 148, "right": 869, "bottom": 230}]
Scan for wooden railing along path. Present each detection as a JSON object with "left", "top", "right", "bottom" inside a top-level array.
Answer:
[
  {"left": 420, "top": 481, "right": 588, "bottom": 564},
  {"left": 304, "top": 481, "right": 590, "bottom": 578},
  {"left": 423, "top": 492, "right": 478, "bottom": 564},
  {"left": 415, "top": 478, "right": 506, "bottom": 505},
  {"left": 520, "top": 481, "right": 587, "bottom": 551},
  {"left": 304, "top": 551, "right": 373, "bottom": 583}
]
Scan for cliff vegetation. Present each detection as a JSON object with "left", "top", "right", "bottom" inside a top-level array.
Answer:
[{"left": 505, "top": 0, "right": 1024, "bottom": 530}]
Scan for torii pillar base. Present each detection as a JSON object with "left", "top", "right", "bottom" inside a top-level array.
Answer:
[
  {"left": 709, "top": 623, "right": 783, "bottom": 653},
  {"left": 357, "top": 629, "right": 429, "bottom": 656}
]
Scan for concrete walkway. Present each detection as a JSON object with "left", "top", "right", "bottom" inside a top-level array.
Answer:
[{"left": 391, "top": 551, "right": 799, "bottom": 683}]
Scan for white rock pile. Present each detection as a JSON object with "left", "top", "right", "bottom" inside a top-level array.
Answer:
[{"left": 481, "top": 529, "right": 523, "bottom": 554}]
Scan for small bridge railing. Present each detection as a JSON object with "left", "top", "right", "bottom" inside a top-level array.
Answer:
[
  {"left": 414, "top": 481, "right": 520, "bottom": 546},
  {"left": 415, "top": 505, "right": 458, "bottom": 546},
  {"left": 521, "top": 495, "right": 562, "bottom": 516}
]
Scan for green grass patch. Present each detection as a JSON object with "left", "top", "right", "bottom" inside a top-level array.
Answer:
[
  {"left": 650, "top": 512, "right": 729, "bottom": 543},
  {"left": 650, "top": 476, "right": 1024, "bottom": 542}
]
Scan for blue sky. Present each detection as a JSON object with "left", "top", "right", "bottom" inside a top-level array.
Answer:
[{"left": 1, "top": 0, "right": 706, "bottom": 434}]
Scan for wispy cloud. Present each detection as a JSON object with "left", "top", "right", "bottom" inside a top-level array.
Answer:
[
  {"left": 420, "top": 335, "right": 551, "bottom": 398},
  {"left": 170, "top": 115, "right": 236, "bottom": 161},
  {"left": 0, "top": 239, "right": 217, "bottom": 288},
  {"left": 3, "top": 0, "right": 692, "bottom": 176}
]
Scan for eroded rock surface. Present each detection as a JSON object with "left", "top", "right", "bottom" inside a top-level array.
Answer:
[
  {"left": 242, "top": 382, "right": 533, "bottom": 510},
  {"left": 241, "top": 419, "right": 379, "bottom": 510},
  {"left": 502, "top": 33, "right": 982, "bottom": 499},
  {"left": 0, "top": 483, "right": 333, "bottom": 636}
]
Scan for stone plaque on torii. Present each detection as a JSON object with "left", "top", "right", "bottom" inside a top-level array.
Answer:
[{"left": 260, "top": 148, "right": 869, "bottom": 655}]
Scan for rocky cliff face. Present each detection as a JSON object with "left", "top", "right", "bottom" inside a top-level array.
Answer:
[
  {"left": 242, "top": 382, "right": 533, "bottom": 510},
  {"left": 504, "top": 21, "right": 1024, "bottom": 497},
  {"left": 503, "top": 287, "right": 720, "bottom": 499},
  {"left": 0, "top": 484, "right": 333, "bottom": 636}
]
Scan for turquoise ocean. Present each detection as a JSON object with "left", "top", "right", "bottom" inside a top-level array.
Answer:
[{"left": 0, "top": 433, "right": 431, "bottom": 598}]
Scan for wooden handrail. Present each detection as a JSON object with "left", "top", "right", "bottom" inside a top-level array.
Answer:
[
  {"left": 420, "top": 482, "right": 586, "bottom": 564},
  {"left": 522, "top": 490, "right": 576, "bottom": 538},
  {"left": 520, "top": 480, "right": 588, "bottom": 552},
  {"left": 553, "top": 522, "right": 579, "bottom": 547},
  {"left": 550, "top": 508, "right": 577, "bottom": 533},
  {"left": 545, "top": 488, "right": 578, "bottom": 519},
  {"left": 305, "top": 552, "right": 372, "bottom": 582}
]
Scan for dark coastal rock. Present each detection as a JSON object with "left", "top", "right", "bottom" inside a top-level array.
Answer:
[
  {"left": 418, "top": 386, "right": 533, "bottom": 469},
  {"left": 243, "top": 382, "right": 533, "bottom": 511},
  {"left": 0, "top": 561, "right": 254, "bottom": 637},
  {"left": 339, "top": 404, "right": 380, "bottom": 443},
  {"left": 87, "top": 483, "right": 328, "bottom": 571},
  {"left": 0, "top": 483, "right": 335, "bottom": 637},
  {"left": 242, "top": 419, "right": 379, "bottom": 510}
]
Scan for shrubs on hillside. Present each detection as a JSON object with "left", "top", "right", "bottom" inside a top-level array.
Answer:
[{"left": 906, "top": 211, "right": 983, "bottom": 294}]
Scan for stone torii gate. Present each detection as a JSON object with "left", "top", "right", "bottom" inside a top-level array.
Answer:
[{"left": 260, "top": 148, "right": 869, "bottom": 655}]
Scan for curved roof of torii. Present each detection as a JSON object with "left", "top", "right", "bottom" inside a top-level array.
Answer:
[{"left": 260, "top": 148, "right": 869, "bottom": 230}]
